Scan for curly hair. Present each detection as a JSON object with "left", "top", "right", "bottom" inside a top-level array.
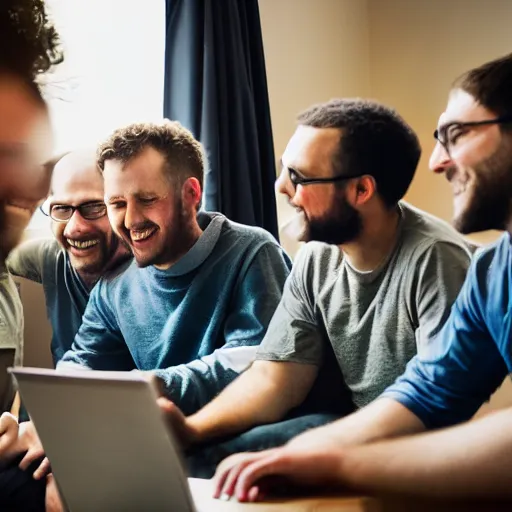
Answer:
[
  {"left": 0, "top": 0, "right": 63, "bottom": 85},
  {"left": 297, "top": 99, "right": 421, "bottom": 208},
  {"left": 97, "top": 121, "right": 206, "bottom": 189}
]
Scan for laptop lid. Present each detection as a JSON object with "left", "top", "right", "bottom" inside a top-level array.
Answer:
[{"left": 11, "top": 367, "right": 196, "bottom": 512}]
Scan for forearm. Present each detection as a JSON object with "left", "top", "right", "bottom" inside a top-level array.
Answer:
[
  {"left": 188, "top": 361, "right": 315, "bottom": 443},
  {"left": 339, "top": 406, "right": 512, "bottom": 498},
  {"left": 288, "top": 398, "right": 425, "bottom": 449}
]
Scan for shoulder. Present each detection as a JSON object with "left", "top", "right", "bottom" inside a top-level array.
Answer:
[
  {"left": 470, "top": 233, "right": 510, "bottom": 283},
  {"left": 13, "top": 237, "right": 61, "bottom": 261},
  {"left": 94, "top": 257, "right": 137, "bottom": 294},
  {"left": 219, "top": 214, "right": 279, "bottom": 247},
  {"left": 7, "top": 237, "right": 63, "bottom": 279},
  {"left": 290, "top": 242, "right": 342, "bottom": 291},
  {"left": 214, "top": 214, "right": 291, "bottom": 266},
  {"left": 398, "top": 202, "right": 473, "bottom": 260}
]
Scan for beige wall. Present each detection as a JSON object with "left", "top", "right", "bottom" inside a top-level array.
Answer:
[
  {"left": 368, "top": 0, "right": 512, "bottom": 245},
  {"left": 259, "top": 0, "right": 370, "bottom": 255},
  {"left": 367, "top": 0, "right": 512, "bottom": 408}
]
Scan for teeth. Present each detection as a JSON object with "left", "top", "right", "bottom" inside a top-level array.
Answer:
[
  {"left": 67, "top": 239, "right": 99, "bottom": 249},
  {"left": 131, "top": 228, "right": 156, "bottom": 242}
]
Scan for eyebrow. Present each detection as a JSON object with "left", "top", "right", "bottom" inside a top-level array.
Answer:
[
  {"left": 279, "top": 159, "right": 309, "bottom": 178},
  {"left": 106, "top": 196, "right": 125, "bottom": 204}
]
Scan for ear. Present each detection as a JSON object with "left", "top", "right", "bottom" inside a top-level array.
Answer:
[
  {"left": 181, "top": 177, "right": 202, "bottom": 209},
  {"left": 349, "top": 175, "right": 376, "bottom": 206}
]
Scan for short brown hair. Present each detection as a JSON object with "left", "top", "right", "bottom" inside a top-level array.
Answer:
[
  {"left": 97, "top": 120, "right": 206, "bottom": 188},
  {"left": 298, "top": 99, "right": 421, "bottom": 208},
  {"left": 453, "top": 53, "right": 512, "bottom": 118}
]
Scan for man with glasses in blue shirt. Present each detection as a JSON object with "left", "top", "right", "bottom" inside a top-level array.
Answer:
[
  {"left": 8, "top": 149, "right": 131, "bottom": 366},
  {"left": 160, "top": 98, "right": 473, "bottom": 478},
  {"left": 212, "top": 54, "right": 512, "bottom": 503}
]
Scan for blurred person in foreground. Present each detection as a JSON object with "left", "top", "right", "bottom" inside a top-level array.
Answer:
[{"left": 0, "top": 0, "right": 64, "bottom": 510}]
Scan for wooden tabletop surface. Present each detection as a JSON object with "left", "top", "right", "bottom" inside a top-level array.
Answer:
[{"left": 189, "top": 478, "right": 512, "bottom": 512}]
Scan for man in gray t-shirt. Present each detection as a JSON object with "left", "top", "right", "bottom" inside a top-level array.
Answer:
[
  {"left": 257, "top": 201, "right": 471, "bottom": 409},
  {"left": 156, "top": 99, "right": 472, "bottom": 478}
]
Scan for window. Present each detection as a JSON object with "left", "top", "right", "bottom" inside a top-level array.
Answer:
[{"left": 29, "top": 0, "right": 165, "bottom": 230}]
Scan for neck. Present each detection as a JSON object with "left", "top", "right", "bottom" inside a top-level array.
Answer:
[
  {"left": 154, "top": 216, "right": 204, "bottom": 270},
  {"left": 77, "top": 244, "right": 132, "bottom": 292},
  {"left": 76, "top": 270, "right": 101, "bottom": 291},
  {"left": 340, "top": 205, "right": 401, "bottom": 272}
]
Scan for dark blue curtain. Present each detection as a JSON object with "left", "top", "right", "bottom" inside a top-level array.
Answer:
[{"left": 163, "top": 0, "right": 279, "bottom": 240}]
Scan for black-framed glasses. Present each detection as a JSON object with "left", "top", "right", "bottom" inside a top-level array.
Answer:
[
  {"left": 287, "top": 167, "right": 364, "bottom": 190},
  {"left": 40, "top": 201, "right": 107, "bottom": 222},
  {"left": 434, "top": 115, "right": 512, "bottom": 155}
]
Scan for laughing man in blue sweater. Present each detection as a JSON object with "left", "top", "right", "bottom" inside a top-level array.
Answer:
[
  {"left": 57, "top": 121, "right": 291, "bottom": 415},
  {"left": 213, "top": 53, "right": 512, "bottom": 501}
]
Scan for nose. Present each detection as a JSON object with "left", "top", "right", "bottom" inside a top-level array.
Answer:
[
  {"left": 429, "top": 141, "right": 453, "bottom": 174},
  {"left": 62, "top": 210, "right": 90, "bottom": 238},
  {"left": 275, "top": 167, "right": 294, "bottom": 199},
  {"left": 124, "top": 201, "right": 145, "bottom": 230}
]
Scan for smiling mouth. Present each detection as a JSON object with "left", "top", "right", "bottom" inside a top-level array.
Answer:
[
  {"left": 67, "top": 239, "right": 99, "bottom": 249},
  {"left": 131, "top": 227, "right": 157, "bottom": 242}
]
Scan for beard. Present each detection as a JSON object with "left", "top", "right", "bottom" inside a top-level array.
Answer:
[
  {"left": 133, "top": 200, "right": 196, "bottom": 269},
  {"left": 302, "top": 189, "right": 363, "bottom": 245},
  {"left": 452, "top": 141, "right": 512, "bottom": 234},
  {"left": 68, "top": 232, "right": 121, "bottom": 275}
]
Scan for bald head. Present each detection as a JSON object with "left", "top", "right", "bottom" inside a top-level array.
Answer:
[
  {"left": 47, "top": 149, "right": 127, "bottom": 281},
  {"left": 51, "top": 149, "right": 102, "bottom": 199}
]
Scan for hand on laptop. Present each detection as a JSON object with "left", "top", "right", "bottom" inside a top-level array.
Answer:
[
  {"left": 212, "top": 439, "right": 344, "bottom": 502},
  {"left": 157, "top": 397, "right": 199, "bottom": 448},
  {"left": 17, "top": 420, "right": 51, "bottom": 479}
]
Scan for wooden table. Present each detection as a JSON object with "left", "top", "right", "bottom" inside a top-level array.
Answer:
[{"left": 189, "top": 478, "right": 512, "bottom": 511}]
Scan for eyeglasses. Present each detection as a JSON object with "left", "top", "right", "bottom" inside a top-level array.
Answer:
[
  {"left": 434, "top": 115, "right": 512, "bottom": 155},
  {"left": 287, "top": 167, "right": 363, "bottom": 190},
  {"left": 40, "top": 201, "right": 107, "bottom": 222}
]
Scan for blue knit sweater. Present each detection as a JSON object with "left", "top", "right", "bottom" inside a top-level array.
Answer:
[{"left": 58, "top": 212, "right": 291, "bottom": 414}]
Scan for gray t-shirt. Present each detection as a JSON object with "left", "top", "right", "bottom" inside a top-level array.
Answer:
[
  {"left": 256, "top": 202, "right": 473, "bottom": 409},
  {"left": 0, "top": 263, "right": 23, "bottom": 411}
]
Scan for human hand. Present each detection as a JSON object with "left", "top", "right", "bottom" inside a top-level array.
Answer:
[
  {"left": 213, "top": 442, "right": 344, "bottom": 503},
  {"left": 0, "top": 412, "right": 19, "bottom": 458},
  {"left": 17, "top": 421, "right": 50, "bottom": 479},
  {"left": 157, "top": 397, "right": 199, "bottom": 449},
  {"left": 45, "top": 474, "right": 65, "bottom": 512}
]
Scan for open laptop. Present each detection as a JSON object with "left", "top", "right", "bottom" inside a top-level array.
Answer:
[{"left": 10, "top": 367, "right": 199, "bottom": 512}]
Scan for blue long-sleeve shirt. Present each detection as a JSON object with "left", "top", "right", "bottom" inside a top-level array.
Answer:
[
  {"left": 58, "top": 212, "right": 292, "bottom": 414},
  {"left": 383, "top": 232, "right": 512, "bottom": 428}
]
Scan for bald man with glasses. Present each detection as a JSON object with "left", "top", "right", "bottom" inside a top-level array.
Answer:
[
  {"left": 7, "top": 149, "right": 131, "bottom": 366},
  {"left": 158, "top": 98, "right": 474, "bottom": 478}
]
